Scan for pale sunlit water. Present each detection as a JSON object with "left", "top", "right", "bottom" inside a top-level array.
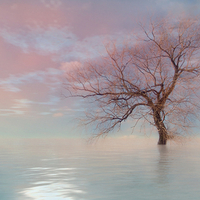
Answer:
[{"left": 0, "top": 137, "right": 200, "bottom": 200}]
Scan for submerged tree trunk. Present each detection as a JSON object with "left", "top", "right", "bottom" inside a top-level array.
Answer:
[
  {"left": 153, "top": 109, "right": 168, "bottom": 145},
  {"left": 157, "top": 129, "right": 167, "bottom": 145}
]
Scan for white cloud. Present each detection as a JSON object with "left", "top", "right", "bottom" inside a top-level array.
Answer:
[
  {"left": 0, "top": 96, "right": 62, "bottom": 116},
  {"left": 0, "top": 108, "right": 25, "bottom": 116},
  {"left": 0, "top": 71, "right": 45, "bottom": 92},
  {"left": 0, "top": 68, "right": 62, "bottom": 93},
  {"left": 15, "top": 96, "right": 60, "bottom": 107},
  {"left": 0, "top": 25, "right": 130, "bottom": 62},
  {"left": 41, "top": 0, "right": 62, "bottom": 9},
  {"left": 0, "top": 68, "right": 64, "bottom": 116},
  {"left": 57, "top": 33, "right": 129, "bottom": 61},
  {"left": 40, "top": 112, "right": 52, "bottom": 115},
  {"left": 0, "top": 27, "right": 77, "bottom": 54}
]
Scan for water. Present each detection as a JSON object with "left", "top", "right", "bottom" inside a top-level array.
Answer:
[{"left": 0, "top": 137, "right": 200, "bottom": 200}]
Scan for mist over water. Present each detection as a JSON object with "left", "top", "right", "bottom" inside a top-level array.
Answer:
[{"left": 0, "top": 137, "right": 200, "bottom": 200}]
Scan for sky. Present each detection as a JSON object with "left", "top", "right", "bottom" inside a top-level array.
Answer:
[{"left": 0, "top": 0, "right": 199, "bottom": 138}]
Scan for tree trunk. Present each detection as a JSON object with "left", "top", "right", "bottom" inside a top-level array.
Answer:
[
  {"left": 153, "top": 109, "right": 168, "bottom": 145},
  {"left": 157, "top": 129, "right": 167, "bottom": 145}
]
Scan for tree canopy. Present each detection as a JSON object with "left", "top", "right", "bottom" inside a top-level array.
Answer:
[{"left": 65, "top": 16, "right": 200, "bottom": 145}]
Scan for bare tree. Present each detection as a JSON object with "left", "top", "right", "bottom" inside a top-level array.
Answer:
[{"left": 64, "top": 17, "right": 200, "bottom": 145}]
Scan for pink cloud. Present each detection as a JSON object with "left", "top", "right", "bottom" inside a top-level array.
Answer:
[
  {"left": 61, "top": 61, "right": 82, "bottom": 73},
  {"left": 53, "top": 112, "right": 64, "bottom": 117},
  {"left": 0, "top": 1, "right": 67, "bottom": 30},
  {"left": 0, "top": 38, "right": 59, "bottom": 78}
]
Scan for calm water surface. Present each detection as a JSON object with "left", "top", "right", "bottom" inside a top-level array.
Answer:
[{"left": 0, "top": 138, "right": 200, "bottom": 200}]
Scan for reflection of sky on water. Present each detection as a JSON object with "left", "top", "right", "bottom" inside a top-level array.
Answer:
[
  {"left": 1, "top": 138, "right": 200, "bottom": 200},
  {"left": 20, "top": 167, "right": 85, "bottom": 200}
]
